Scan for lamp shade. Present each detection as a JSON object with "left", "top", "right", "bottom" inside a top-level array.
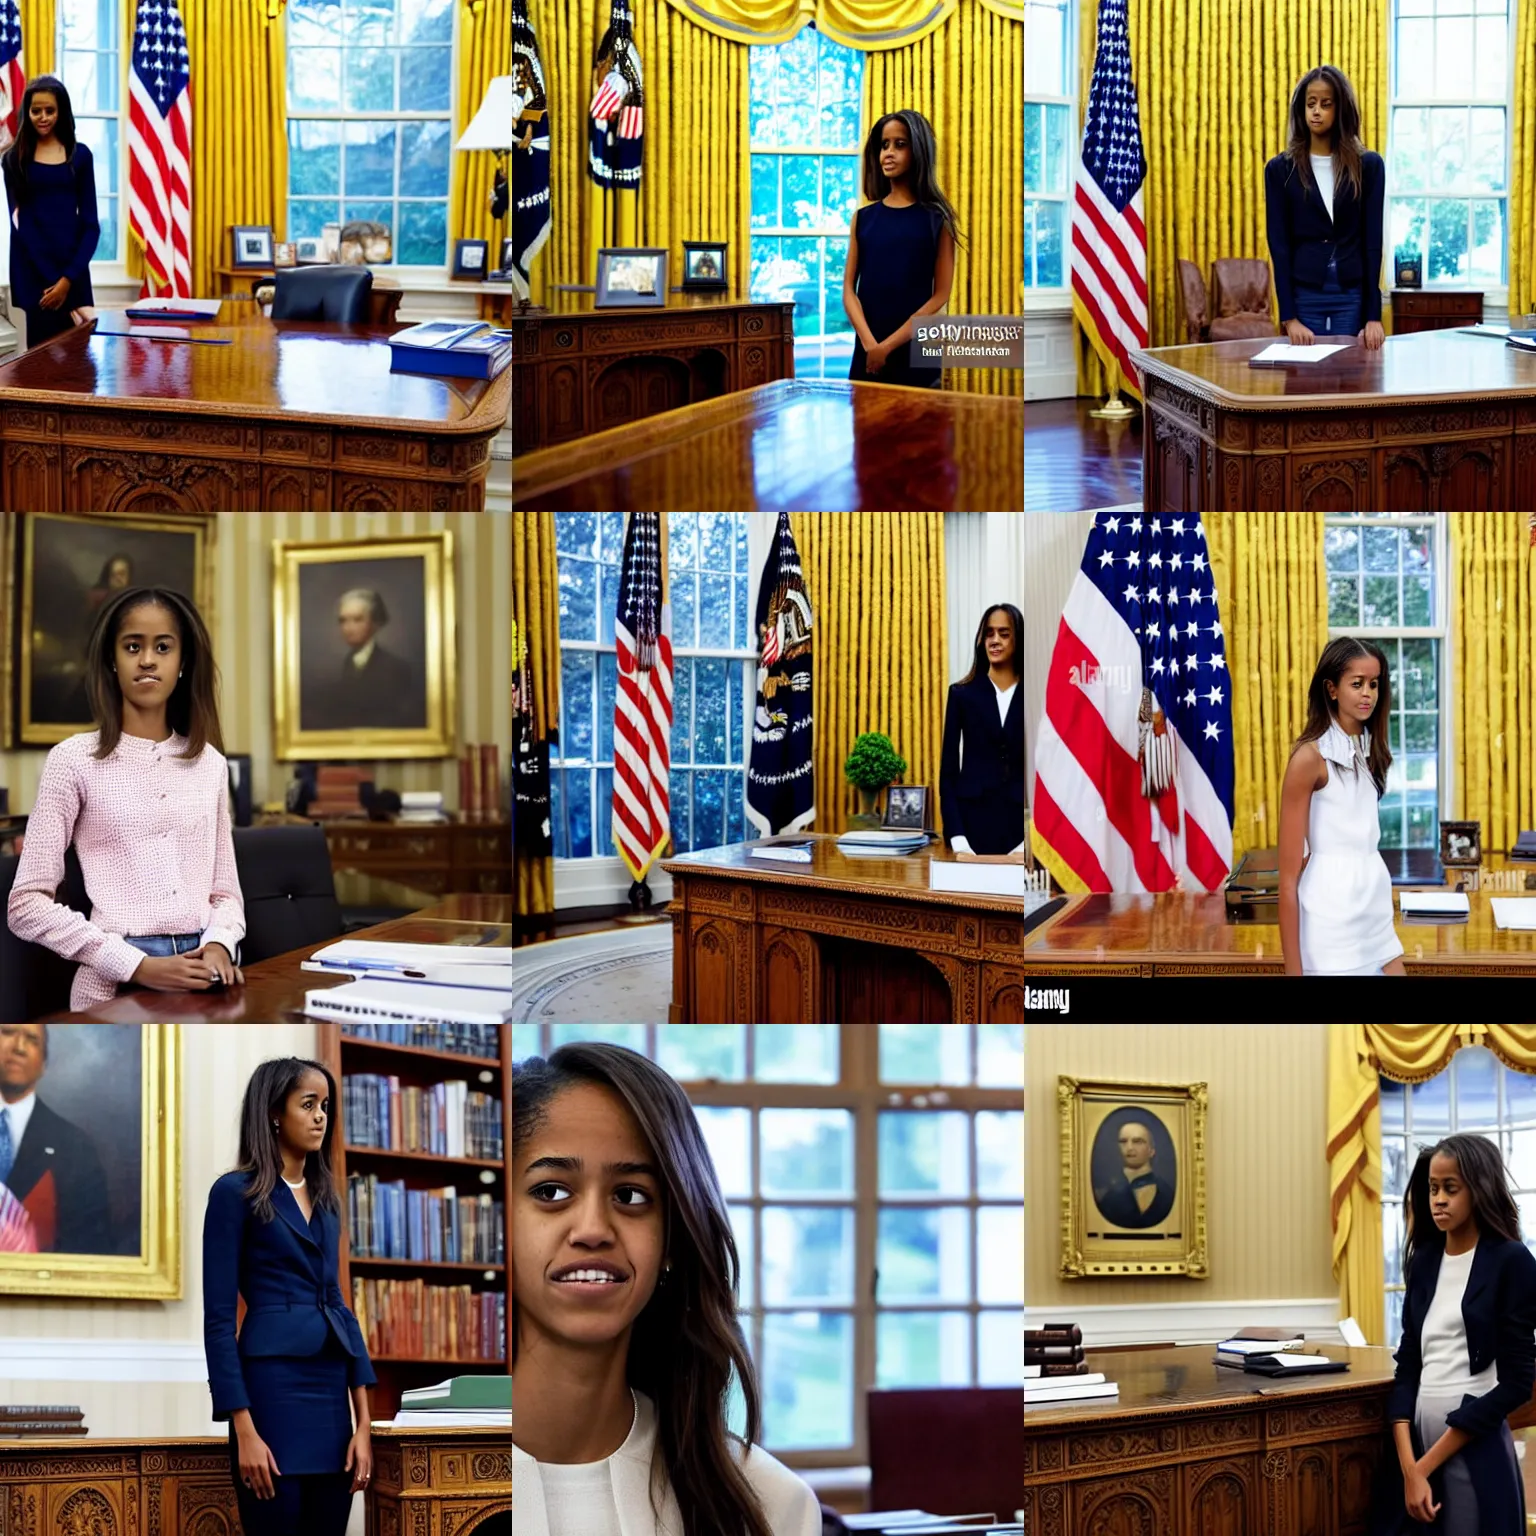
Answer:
[{"left": 455, "top": 75, "right": 514, "bottom": 153}]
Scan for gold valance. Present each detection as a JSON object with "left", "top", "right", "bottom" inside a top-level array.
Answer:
[{"left": 661, "top": 0, "right": 1021, "bottom": 51}]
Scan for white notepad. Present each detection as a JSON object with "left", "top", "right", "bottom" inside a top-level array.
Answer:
[
  {"left": 1250, "top": 342, "right": 1351, "bottom": 364},
  {"left": 1491, "top": 898, "right": 1536, "bottom": 931},
  {"left": 1399, "top": 890, "right": 1471, "bottom": 919}
]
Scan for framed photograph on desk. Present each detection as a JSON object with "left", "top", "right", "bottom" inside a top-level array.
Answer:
[
  {"left": 231, "top": 224, "right": 274, "bottom": 268},
  {"left": 273, "top": 529, "right": 457, "bottom": 761}
]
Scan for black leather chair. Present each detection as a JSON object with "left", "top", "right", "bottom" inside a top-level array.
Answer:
[
  {"left": 270, "top": 264, "right": 374, "bottom": 323},
  {"left": 0, "top": 845, "right": 92, "bottom": 1023},
  {"left": 230, "top": 825, "right": 347, "bottom": 965}
]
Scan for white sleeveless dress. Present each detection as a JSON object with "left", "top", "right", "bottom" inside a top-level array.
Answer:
[{"left": 1296, "top": 719, "right": 1404, "bottom": 976}]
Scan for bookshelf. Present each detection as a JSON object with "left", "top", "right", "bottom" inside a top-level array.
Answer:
[{"left": 320, "top": 1022, "right": 511, "bottom": 1424}]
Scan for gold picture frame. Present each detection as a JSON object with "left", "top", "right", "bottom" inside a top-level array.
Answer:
[
  {"left": 272, "top": 531, "right": 457, "bottom": 761},
  {"left": 3, "top": 511, "right": 216, "bottom": 748},
  {"left": 1058, "top": 1074, "right": 1208, "bottom": 1279},
  {"left": 0, "top": 1024, "right": 181, "bottom": 1300}
]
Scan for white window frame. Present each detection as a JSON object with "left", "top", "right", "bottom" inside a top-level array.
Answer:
[
  {"left": 57, "top": 0, "right": 122, "bottom": 266},
  {"left": 1024, "top": 0, "right": 1075, "bottom": 310},
  {"left": 283, "top": 0, "right": 458, "bottom": 276},
  {"left": 1385, "top": 0, "right": 1515, "bottom": 301}
]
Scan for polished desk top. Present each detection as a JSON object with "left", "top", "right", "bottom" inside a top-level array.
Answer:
[
  {"left": 663, "top": 834, "right": 1026, "bottom": 915},
  {"left": 1131, "top": 328, "right": 1536, "bottom": 407},
  {"left": 512, "top": 378, "right": 1024, "bottom": 510},
  {"left": 526, "top": 293, "right": 785, "bottom": 316},
  {"left": 1022, "top": 886, "right": 1536, "bottom": 967},
  {"left": 0, "top": 305, "right": 509, "bottom": 433},
  {"left": 1024, "top": 1344, "right": 1398, "bottom": 1428},
  {"left": 35, "top": 894, "right": 512, "bottom": 1022},
  {"left": 0, "top": 1426, "right": 511, "bottom": 1447}
]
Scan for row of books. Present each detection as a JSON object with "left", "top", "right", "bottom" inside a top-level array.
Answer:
[
  {"left": 343, "top": 1073, "right": 504, "bottom": 1160},
  {"left": 341, "top": 1020, "right": 504, "bottom": 1059},
  {"left": 351, "top": 1275, "right": 507, "bottom": 1361},
  {"left": 0, "top": 1403, "right": 85, "bottom": 1436},
  {"left": 347, "top": 1173, "right": 505, "bottom": 1264},
  {"left": 1024, "top": 1323, "right": 1118, "bottom": 1405}
]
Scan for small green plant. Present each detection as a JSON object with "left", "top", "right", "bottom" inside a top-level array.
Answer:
[{"left": 843, "top": 732, "right": 907, "bottom": 792}]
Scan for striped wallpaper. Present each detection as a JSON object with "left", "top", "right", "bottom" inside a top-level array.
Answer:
[{"left": 1, "top": 512, "right": 511, "bottom": 824}]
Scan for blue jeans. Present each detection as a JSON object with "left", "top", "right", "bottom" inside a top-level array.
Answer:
[
  {"left": 1292, "top": 255, "right": 1363, "bottom": 337},
  {"left": 124, "top": 933, "right": 203, "bottom": 958}
]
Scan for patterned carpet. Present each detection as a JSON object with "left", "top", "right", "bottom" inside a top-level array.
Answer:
[{"left": 510, "top": 925, "right": 673, "bottom": 1023}]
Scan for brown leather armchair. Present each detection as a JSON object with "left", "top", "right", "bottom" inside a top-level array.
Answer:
[
  {"left": 1176, "top": 258, "right": 1208, "bottom": 343},
  {"left": 1208, "top": 258, "right": 1279, "bottom": 341}
]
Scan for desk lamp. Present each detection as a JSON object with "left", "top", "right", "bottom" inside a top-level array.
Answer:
[{"left": 455, "top": 75, "right": 513, "bottom": 282}]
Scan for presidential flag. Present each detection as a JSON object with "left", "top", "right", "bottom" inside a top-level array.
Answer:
[
  {"left": 1030, "top": 514, "right": 1234, "bottom": 892},
  {"left": 510, "top": 0, "right": 550, "bottom": 304},
  {"left": 612, "top": 514, "right": 673, "bottom": 881},
  {"left": 1070, "top": 0, "right": 1148, "bottom": 400},
  {"left": 512, "top": 617, "right": 553, "bottom": 859},
  {"left": 0, "top": 0, "right": 25, "bottom": 156},
  {"left": 588, "top": 0, "right": 642, "bottom": 188},
  {"left": 127, "top": 0, "right": 192, "bottom": 298},
  {"left": 746, "top": 512, "right": 815, "bottom": 837}
]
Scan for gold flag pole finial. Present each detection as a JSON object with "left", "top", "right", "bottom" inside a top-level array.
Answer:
[{"left": 1090, "top": 353, "right": 1138, "bottom": 420}]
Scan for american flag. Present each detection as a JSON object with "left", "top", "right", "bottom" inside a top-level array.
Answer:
[
  {"left": 1070, "top": 0, "right": 1148, "bottom": 399},
  {"left": 0, "top": 1182, "right": 36, "bottom": 1253},
  {"left": 1030, "top": 514, "right": 1234, "bottom": 892},
  {"left": 612, "top": 514, "right": 673, "bottom": 882},
  {"left": 0, "top": 0, "right": 25, "bottom": 156},
  {"left": 127, "top": 0, "right": 192, "bottom": 298}
]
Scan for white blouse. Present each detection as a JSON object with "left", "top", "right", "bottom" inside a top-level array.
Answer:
[{"left": 513, "top": 1389, "right": 822, "bottom": 1536}]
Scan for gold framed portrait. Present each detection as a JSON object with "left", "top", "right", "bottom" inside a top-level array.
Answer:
[
  {"left": 0, "top": 1024, "right": 181, "bottom": 1300},
  {"left": 1058, "top": 1074, "right": 1208, "bottom": 1279},
  {"left": 1, "top": 511, "right": 216, "bottom": 748},
  {"left": 272, "top": 531, "right": 457, "bottom": 761}
]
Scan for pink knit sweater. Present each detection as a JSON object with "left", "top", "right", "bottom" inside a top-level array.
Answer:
[{"left": 6, "top": 730, "right": 247, "bottom": 1012}]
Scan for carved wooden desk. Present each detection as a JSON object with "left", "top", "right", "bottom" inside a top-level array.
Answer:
[
  {"left": 660, "top": 836, "right": 1025, "bottom": 1022},
  {"left": 256, "top": 814, "right": 512, "bottom": 898},
  {"left": 1021, "top": 889, "right": 1536, "bottom": 975},
  {"left": 1128, "top": 329, "right": 1536, "bottom": 510},
  {"left": 512, "top": 378, "right": 1025, "bottom": 511},
  {"left": 0, "top": 307, "right": 510, "bottom": 512},
  {"left": 0, "top": 1429, "right": 510, "bottom": 1536},
  {"left": 511, "top": 296, "right": 794, "bottom": 453},
  {"left": 1024, "top": 1344, "right": 1396, "bottom": 1536}
]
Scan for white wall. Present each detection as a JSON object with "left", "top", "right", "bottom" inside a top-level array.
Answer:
[
  {"left": 945, "top": 514, "right": 1025, "bottom": 683},
  {"left": 0, "top": 1022, "right": 369, "bottom": 1535},
  {"left": 1025, "top": 298, "right": 1077, "bottom": 400}
]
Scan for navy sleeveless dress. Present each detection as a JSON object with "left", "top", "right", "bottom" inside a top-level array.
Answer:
[{"left": 848, "top": 200, "right": 944, "bottom": 389}]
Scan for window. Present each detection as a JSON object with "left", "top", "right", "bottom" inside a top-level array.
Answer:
[
  {"left": 509, "top": 1024, "right": 1024, "bottom": 1461},
  {"left": 1024, "top": 0, "right": 1072, "bottom": 290},
  {"left": 1388, "top": 0, "right": 1511, "bottom": 287},
  {"left": 748, "top": 26, "right": 863, "bottom": 380},
  {"left": 1324, "top": 514, "right": 1445, "bottom": 851},
  {"left": 550, "top": 513, "right": 756, "bottom": 861},
  {"left": 286, "top": 0, "right": 454, "bottom": 267},
  {"left": 57, "top": 0, "right": 121, "bottom": 263},
  {"left": 1380, "top": 1045, "right": 1536, "bottom": 1346}
]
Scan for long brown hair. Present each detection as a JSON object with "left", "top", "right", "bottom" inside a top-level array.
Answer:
[
  {"left": 861, "top": 109, "right": 967, "bottom": 253},
  {"left": 84, "top": 585, "right": 225, "bottom": 761},
  {"left": 1403, "top": 1133, "right": 1522, "bottom": 1283},
  {"left": 1290, "top": 635, "right": 1393, "bottom": 798},
  {"left": 960, "top": 602, "right": 1022, "bottom": 685},
  {"left": 1285, "top": 64, "right": 1366, "bottom": 201},
  {"left": 233, "top": 1057, "right": 342, "bottom": 1225},
  {"left": 513, "top": 1044, "right": 772, "bottom": 1536}
]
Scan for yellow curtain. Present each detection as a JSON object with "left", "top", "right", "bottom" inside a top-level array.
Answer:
[
  {"left": 659, "top": 0, "right": 1023, "bottom": 49},
  {"left": 1204, "top": 513, "right": 1329, "bottom": 859},
  {"left": 124, "top": 1, "right": 288, "bottom": 299},
  {"left": 1449, "top": 513, "right": 1536, "bottom": 854},
  {"left": 1074, "top": 0, "right": 1388, "bottom": 399},
  {"left": 530, "top": 0, "right": 750, "bottom": 313},
  {"left": 21, "top": 0, "right": 55, "bottom": 77},
  {"left": 862, "top": 2, "right": 1022, "bottom": 396},
  {"left": 791, "top": 513, "right": 947, "bottom": 833},
  {"left": 451, "top": 0, "right": 509, "bottom": 254},
  {"left": 1328, "top": 1025, "right": 1536, "bottom": 1345},
  {"left": 513, "top": 512, "right": 562, "bottom": 918},
  {"left": 1511, "top": 0, "right": 1536, "bottom": 320}
]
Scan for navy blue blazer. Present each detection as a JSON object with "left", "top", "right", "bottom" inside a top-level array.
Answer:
[
  {"left": 202, "top": 1169, "right": 375, "bottom": 1422},
  {"left": 1381, "top": 1236, "right": 1536, "bottom": 1535},
  {"left": 939, "top": 674, "right": 1024, "bottom": 854},
  {"left": 1263, "top": 149, "right": 1385, "bottom": 325}
]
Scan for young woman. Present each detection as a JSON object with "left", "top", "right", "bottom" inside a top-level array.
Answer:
[
  {"left": 203, "top": 1058, "right": 376, "bottom": 1536},
  {"left": 939, "top": 603, "right": 1025, "bottom": 857},
  {"left": 844, "top": 109, "right": 961, "bottom": 388},
  {"left": 512, "top": 1042, "right": 821, "bottom": 1536},
  {"left": 1387, "top": 1135, "right": 1536, "bottom": 1534},
  {"left": 6, "top": 585, "right": 247, "bottom": 1010},
  {"left": 1264, "top": 65, "right": 1385, "bottom": 350},
  {"left": 1, "top": 76, "right": 100, "bottom": 349},
  {"left": 1277, "top": 636, "right": 1404, "bottom": 976}
]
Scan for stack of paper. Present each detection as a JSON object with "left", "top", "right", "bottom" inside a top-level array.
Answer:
[
  {"left": 1491, "top": 899, "right": 1536, "bottom": 931},
  {"left": 1398, "top": 890, "right": 1471, "bottom": 922},
  {"left": 302, "top": 940, "right": 512, "bottom": 1025}
]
